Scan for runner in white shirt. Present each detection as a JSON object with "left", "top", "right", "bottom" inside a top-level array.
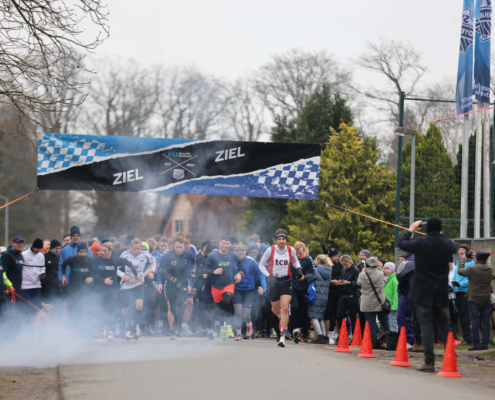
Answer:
[
  {"left": 21, "top": 238, "right": 46, "bottom": 311},
  {"left": 119, "top": 238, "right": 156, "bottom": 339},
  {"left": 258, "top": 229, "right": 303, "bottom": 348}
]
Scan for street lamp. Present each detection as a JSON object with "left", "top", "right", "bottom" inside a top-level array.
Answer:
[{"left": 0, "top": 195, "right": 8, "bottom": 248}]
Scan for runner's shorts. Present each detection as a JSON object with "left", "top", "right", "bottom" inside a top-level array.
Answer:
[
  {"left": 211, "top": 284, "right": 235, "bottom": 303},
  {"left": 268, "top": 276, "right": 292, "bottom": 302},
  {"left": 119, "top": 285, "right": 145, "bottom": 308},
  {"left": 232, "top": 289, "right": 255, "bottom": 308}
]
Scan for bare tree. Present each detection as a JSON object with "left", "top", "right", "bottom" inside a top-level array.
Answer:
[
  {"left": 253, "top": 48, "right": 350, "bottom": 121},
  {"left": 227, "top": 78, "right": 266, "bottom": 142},
  {"left": 84, "top": 58, "right": 158, "bottom": 137},
  {"left": 154, "top": 66, "right": 232, "bottom": 140},
  {"left": 354, "top": 38, "right": 427, "bottom": 123},
  {"left": 0, "top": 1, "right": 109, "bottom": 141}
]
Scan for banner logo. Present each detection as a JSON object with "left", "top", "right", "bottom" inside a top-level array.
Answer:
[
  {"left": 168, "top": 151, "right": 179, "bottom": 157},
  {"left": 173, "top": 169, "right": 185, "bottom": 180},
  {"left": 476, "top": 0, "right": 492, "bottom": 42},
  {"left": 461, "top": 8, "right": 475, "bottom": 53}
]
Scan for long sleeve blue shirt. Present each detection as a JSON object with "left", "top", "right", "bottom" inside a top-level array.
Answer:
[
  {"left": 233, "top": 256, "right": 267, "bottom": 292},
  {"left": 452, "top": 259, "right": 475, "bottom": 292}
]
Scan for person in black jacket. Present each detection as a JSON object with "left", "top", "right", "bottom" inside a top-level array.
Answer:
[
  {"left": 42, "top": 239, "right": 62, "bottom": 304},
  {"left": 194, "top": 243, "right": 216, "bottom": 339},
  {"left": 398, "top": 217, "right": 458, "bottom": 372},
  {"left": 2, "top": 236, "right": 25, "bottom": 332},
  {"left": 61, "top": 242, "right": 94, "bottom": 334},
  {"left": 322, "top": 246, "right": 343, "bottom": 344},
  {"left": 91, "top": 242, "right": 141, "bottom": 339},
  {"left": 334, "top": 254, "right": 360, "bottom": 335}
]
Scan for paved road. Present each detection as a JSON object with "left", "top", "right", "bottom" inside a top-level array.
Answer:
[{"left": 56, "top": 337, "right": 494, "bottom": 400}]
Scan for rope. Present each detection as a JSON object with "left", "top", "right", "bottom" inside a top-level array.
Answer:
[
  {"left": 319, "top": 200, "right": 495, "bottom": 255},
  {"left": 11, "top": 290, "right": 40, "bottom": 310},
  {"left": 0, "top": 191, "right": 36, "bottom": 211}
]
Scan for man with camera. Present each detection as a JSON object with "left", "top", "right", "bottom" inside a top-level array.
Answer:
[
  {"left": 398, "top": 217, "right": 458, "bottom": 372},
  {"left": 457, "top": 250, "right": 493, "bottom": 351},
  {"left": 451, "top": 245, "right": 475, "bottom": 345}
]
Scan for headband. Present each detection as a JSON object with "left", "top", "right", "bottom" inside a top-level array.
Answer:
[{"left": 275, "top": 233, "right": 287, "bottom": 239}]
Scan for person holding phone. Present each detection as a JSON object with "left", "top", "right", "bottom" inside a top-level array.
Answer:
[{"left": 333, "top": 254, "right": 360, "bottom": 335}]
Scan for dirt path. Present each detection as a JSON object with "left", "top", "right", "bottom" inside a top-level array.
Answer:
[{"left": 0, "top": 367, "right": 59, "bottom": 400}]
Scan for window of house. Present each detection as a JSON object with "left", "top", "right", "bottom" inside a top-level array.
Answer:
[{"left": 174, "top": 219, "right": 183, "bottom": 233}]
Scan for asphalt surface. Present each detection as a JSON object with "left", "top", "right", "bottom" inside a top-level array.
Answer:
[{"left": 56, "top": 337, "right": 495, "bottom": 400}]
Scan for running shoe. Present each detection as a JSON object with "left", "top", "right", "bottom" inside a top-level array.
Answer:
[
  {"left": 242, "top": 335, "right": 250, "bottom": 340},
  {"left": 170, "top": 330, "right": 176, "bottom": 340},
  {"left": 293, "top": 330, "right": 301, "bottom": 344},
  {"left": 135, "top": 325, "right": 141, "bottom": 338},
  {"left": 220, "top": 326, "right": 227, "bottom": 340},
  {"left": 235, "top": 334, "right": 242, "bottom": 341},
  {"left": 269, "top": 329, "right": 277, "bottom": 338},
  {"left": 285, "top": 332, "right": 293, "bottom": 341},
  {"left": 124, "top": 331, "right": 132, "bottom": 340},
  {"left": 208, "top": 332, "right": 215, "bottom": 340},
  {"left": 98, "top": 331, "right": 106, "bottom": 345},
  {"left": 328, "top": 337, "right": 335, "bottom": 345},
  {"left": 278, "top": 335, "right": 286, "bottom": 348},
  {"left": 255, "top": 331, "right": 262, "bottom": 338},
  {"left": 107, "top": 331, "right": 114, "bottom": 341},
  {"left": 226, "top": 326, "right": 234, "bottom": 338},
  {"left": 181, "top": 325, "right": 194, "bottom": 336}
]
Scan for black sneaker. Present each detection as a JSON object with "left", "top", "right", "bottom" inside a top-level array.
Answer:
[
  {"left": 468, "top": 346, "right": 481, "bottom": 351},
  {"left": 480, "top": 346, "right": 489, "bottom": 350},
  {"left": 324, "top": 336, "right": 329, "bottom": 344},
  {"left": 293, "top": 331, "right": 301, "bottom": 344},
  {"left": 311, "top": 335, "right": 326, "bottom": 344}
]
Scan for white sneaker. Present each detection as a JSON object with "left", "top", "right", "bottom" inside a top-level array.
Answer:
[
  {"left": 115, "top": 325, "right": 121, "bottom": 337},
  {"left": 108, "top": 331, "right": 114, "bottom": 340},
  {"left": 278, "top": 335, "right": 286, "bottom": 348},
  {"left": 135, "top": 325, "right": 141, "bottom": 337},
  {"left": 125, "top": 331, "right": 132, "bottom": 340},
  {"left": 406, "top": 343, "right": 413, "bottom": 349},
  {"left": 328, "top": 337, "right": 335, "bottom": 345}
]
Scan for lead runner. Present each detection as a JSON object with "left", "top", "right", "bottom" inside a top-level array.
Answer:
[{"left": 258, "top": 229, "right": 303, "bottom": 347}]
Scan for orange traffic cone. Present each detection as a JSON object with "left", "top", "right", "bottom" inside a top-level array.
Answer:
[
  {"left": 350, "top": 319, "right": 362, "bottom": 348},
  {"left": 390, "top": 327, "right": 412, "bottom": 367},
  {"left": 334, "top": 319, "right": 352, "bottom": 353},
  {"left": 437, "top": 332, "right": 462, "bottom": 378},
  {"left": 357, "top": 322, "right": 376, "bottom": 358}
]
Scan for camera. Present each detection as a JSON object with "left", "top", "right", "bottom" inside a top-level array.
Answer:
[{"left": 466, "top": 250, "right": 474, "bottom": 258}]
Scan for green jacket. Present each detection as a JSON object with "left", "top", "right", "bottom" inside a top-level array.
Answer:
[
  {"left": 383, "top": 273, "right": 399, "bottom": 311},
  {"left": 3, "top": 271, "right": 13, "bottom": 288}
]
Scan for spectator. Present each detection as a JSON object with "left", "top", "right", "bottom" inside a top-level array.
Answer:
[
  {"left": 398, "top": 218, "right": 457, "bottom": 372},
  {"left": 307, "top": 254, "right": 332, "bottom": 344},
  {"left": 334, "top": 254, "right": 360, "bottom": 334},
  {"left": 62, "top": 234, "right": 71, "bottom": 248},
  {"left": 323, "top": 247, "right": 343, "bottom": 344},
  {"left": 451, "top": 245, "right": 474, "bottom": 345},
  {"left": 358, "top": 257, "right": 390, "bottom": 347},
  {"left": 457, "top": 251, "right": 493, "bottom": 351},
  {"left": 383, "top": 262, "right": 399, "bottom": 331},
  {"left": 21, "top": 238, "right": 46, "bottom": 312},
  {"left": 357, "top": 249, "right": 370, "bottom": 271},
  {"left": 396, "top": 253, "right": 416, "bottom": 348}
]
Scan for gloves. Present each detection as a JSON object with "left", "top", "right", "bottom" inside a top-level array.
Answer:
[
  {"left": 451, "top": 281, "right": 460, "bottom": 288},
  {"left": 295, "top": 268, "right": 303, "bottom": 280}
]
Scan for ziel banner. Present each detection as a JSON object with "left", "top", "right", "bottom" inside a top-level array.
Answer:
[{"left": 37, "top": 133, "right": 321, "bottom": 200}]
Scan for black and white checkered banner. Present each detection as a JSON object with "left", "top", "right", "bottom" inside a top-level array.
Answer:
[{"left": 37, "top": 133, "right": 321, "bottom": 200}]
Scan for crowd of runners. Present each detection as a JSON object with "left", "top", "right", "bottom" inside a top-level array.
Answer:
[{"left": 0, "top": 224, "right": 492, "bottom": 352}]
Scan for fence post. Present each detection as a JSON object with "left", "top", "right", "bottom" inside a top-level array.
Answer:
[{"left": 395, "top": 92, "right": 405, "bottom": 250}]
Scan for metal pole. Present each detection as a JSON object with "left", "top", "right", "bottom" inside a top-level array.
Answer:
[
  {"left": 475, "top": 102, "right": 483, "bottom": 238},
  {"left": 461, "top": 114, "right": 470, "bottom": 238},
  {"left": 0, "top": 195, "right": 8, "bottom": 247},
  {"left": 484, "top": 106, "right": 491, "bottom": 238},
  {"left": 491, "top": 106, "right": 495, "bottom": 236},
  {"left": 409, "top": 132, "right": 416, "bottom": 238},
  {"left": 395, "top": 92, "right": 405, "bottom": 249}
]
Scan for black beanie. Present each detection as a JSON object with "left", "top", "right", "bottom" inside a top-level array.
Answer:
[
  {"left": 125, "top": 235, "right": 135, "bottom": 246},
  {"left": 327, "top": 248, "right": 339, "bottom": 257},
  {"left": 476, "top": 251, "right": 490, "bottom": 262},
  {"left": 50, "top": 239, "right": 61, "bottom": 249},
  {"left": 32, "top": 238, "right": 44, "bottom": 249},
  {"left": 77, "top": 242, "right": 89, "bottom": 252},
  {"left": 70, "top": 226, "right": 81, "bottom": 237},
  {"left": 426, "top": 217, "right": 442, "bottom": 233}
]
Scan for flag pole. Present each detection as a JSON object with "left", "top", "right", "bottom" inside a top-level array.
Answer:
[
  {"left": 460, "top": 114, "right": 470, "bottom": 238},
  {"left": 483, "top": 105, "right": 491, "bottom": 237},
  {"left": 475, "top": 101, "right": 483, "bottom": 238}
]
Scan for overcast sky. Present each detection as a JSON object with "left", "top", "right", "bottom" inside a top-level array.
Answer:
[{"left": 98, "top": 0, "right": 464, "bottom": 88}]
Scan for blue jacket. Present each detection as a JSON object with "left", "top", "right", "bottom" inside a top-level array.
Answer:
[
  {"left": 58, "top": 242, "right": 93, "bottom": 282},
  {"left": 233, "top": 256, "right": 267, "bottom": 292},
  {"left": 291, "top": 255, "right": 315, "bottom": 291},
  {"left": 307, "top": 264, "right": 332, "bottom": 319},
  {"left": 452, "top": 259, "right": 474, "bottom": 292}
]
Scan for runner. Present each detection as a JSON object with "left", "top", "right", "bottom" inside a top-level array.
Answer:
[
  {"left": 205, "top": 236, "right": 243, "bottom": 340},
  {"left": 158, "top": 236, "right": 196, "bottom": 340},
  {"left": 120, "top": 238, "right": 156, "bottom": 340},
  {"left": 194, "top": 243, "right": 216, "bottom": 339},
  {"left": 233, "top": 244, "right": 267, "bottom": 341},
  {"left": 91, "top": 242, "right": 142, "bottom": 342},
  {"left": 258, "top": 229, "right": 304, "bottom": 348}
]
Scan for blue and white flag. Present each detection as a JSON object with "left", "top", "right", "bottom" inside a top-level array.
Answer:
[
  {"left": 474, "top": 0, "right": 492, "bottom": 103},
  {"left": 456, "top": 0, "right": 475, "bottom": 115}
]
